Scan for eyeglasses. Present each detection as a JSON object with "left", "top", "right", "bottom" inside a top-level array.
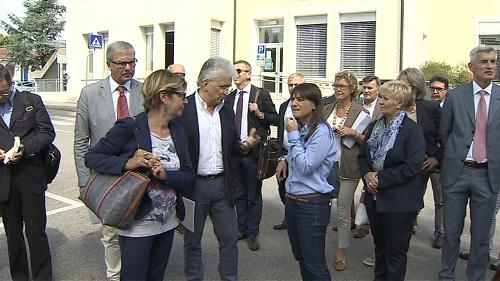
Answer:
[
  {"left": 173, "top": 72, "right": 186, "bottom": 78},
  {"left": 288, "top": 83, "right": 300, "bottom": 88},
  {"left": 160, "top": 90, "right": 187, "bottom": 100},
  {"left": 429, "top": 86, "right": 447, "bottom": 92},
  {"left": 235, "top": 69, "right": 249, "bottom": 74},
  {"left": 333, "top": 84, "right": 348, "bottom": 90},
  {"left": 109, "top": 58, "right": 138, "bottom": 68}
]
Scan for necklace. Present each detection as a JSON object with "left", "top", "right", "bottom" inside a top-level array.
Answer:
[{"left": 332, "top": 102, "right": 351, "bottom": 129}]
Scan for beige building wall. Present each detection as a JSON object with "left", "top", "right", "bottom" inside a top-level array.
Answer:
[
  {"left": 65, "top": 0, "right": 234, "bottom": 95},
  {"left": 65, "top": 0, "right": 500, "bottom": 96}
]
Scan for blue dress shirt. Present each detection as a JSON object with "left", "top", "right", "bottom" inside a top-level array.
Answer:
[
  {"left": 285, "top": 122, "right": 337, "bottom": 195},
  {"left": 0, "top": 86, "right": 17, "bottom": 128}
]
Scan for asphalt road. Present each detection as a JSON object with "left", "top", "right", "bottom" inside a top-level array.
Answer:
[{"left": 0, "top": 108, "right": 497, "bottom": 280}]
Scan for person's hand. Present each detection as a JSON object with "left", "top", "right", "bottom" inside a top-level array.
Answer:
[
  {"left": 0, "top": 148, "right": 5, "bottom": 161},
  {"left": 125, "top": 149, "right": 155, "bottom": 170},
  {"left": 241, "top": 128, "right": 260, "bottom": 152},
  {"left": 151, "top": 158, "right": 167, "bottom": 181},
  {"left": 276, "top": 160, "right": 288, "bottom": 182},
  {"left": 364, "top": 171, "right": 379, "bottom": 194},
  {"left": 422, "top": 156, "right": 439, "bottom": 172},
  {"left": 9, "top": 144, "right": 24, "bottom": 163},
  {"left": 336, "top": 126, "right": 358, "bottom": 138},
  {"left": 285, "top": 117, "right": 298, "bottom": 132},
  {"left": 249, "top": 102, "right": 262, "bottom": 118}
]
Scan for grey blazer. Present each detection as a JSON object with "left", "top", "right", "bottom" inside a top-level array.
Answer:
[
  {"left": 73, "top": 77, "right": 144, "bottom": 187},
  {"left": 440, "top": 81, "right": 500, "bottom": 193}
]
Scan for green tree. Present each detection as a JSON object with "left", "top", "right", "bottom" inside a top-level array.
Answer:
[
  {"left": 0, "top": 34, "right": 13, "bottom": 47},
  {"left": 420, "top": 61, "right": 471, "bottom": 86},
  {"left": 1, "top": 0, "right": 65, "bottom": 71}
]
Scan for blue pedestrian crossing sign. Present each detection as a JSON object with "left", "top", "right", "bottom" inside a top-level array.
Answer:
[{"left": 88, "top": 34, "right": 103, "bottom": 49}]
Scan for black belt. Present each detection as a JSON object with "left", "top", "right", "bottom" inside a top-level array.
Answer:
[
  {"left": 464, "top": 161, "right": 488, "bottom": 169},
  {"left": 285, "top": 193, "right": 326, "bottom": 203},
  {"left": 197, "top": 173, "right": 224, "bottom": 179}
]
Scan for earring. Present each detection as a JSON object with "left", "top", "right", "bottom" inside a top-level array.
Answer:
[{"left": 163, "top": 104, "right": 169, "bottom": 113}]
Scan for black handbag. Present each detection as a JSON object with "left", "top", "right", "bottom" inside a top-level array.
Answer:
[
  {"left": 18, "top": 91, "right": 61, "bottom": 184},
  {"left": 44, "top": 144, "right": 61, "bottom": 184},
  {"left": 327, "top": 161, "right": 340, "bottom": 198},
  {"left": 257, "top": 137, "right": 282, "bottom": 180}
]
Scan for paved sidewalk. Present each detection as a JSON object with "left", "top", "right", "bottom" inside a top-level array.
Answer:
[{"left": 38, "top": 92, "right": 78, "bottom": 112}]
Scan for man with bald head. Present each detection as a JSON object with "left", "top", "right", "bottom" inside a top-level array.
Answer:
[
  {"left": 273, "top": 73, "right": 305, "bottom": 230},
  {"left": 168, "top": 64, "right": 194, "bottom": 96}
]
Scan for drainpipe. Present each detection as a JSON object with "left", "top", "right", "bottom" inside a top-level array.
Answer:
[
  {"left": 232, "top": 0, "right": 237, "bottom": 62},
  {"left": 399, "top": 0, "right": 405, "bottom": 72}
]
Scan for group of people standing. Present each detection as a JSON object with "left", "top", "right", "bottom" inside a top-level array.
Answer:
[{"left": 0, "top": 40, "right": 498, "bottom": 281}]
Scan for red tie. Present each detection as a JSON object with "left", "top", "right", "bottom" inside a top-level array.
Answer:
[
  {"left": 472, "top": 90, "right": 487, "bottom": 162},
  {"left": 116, "top": 86, "right": 129, "bottom": 120}
]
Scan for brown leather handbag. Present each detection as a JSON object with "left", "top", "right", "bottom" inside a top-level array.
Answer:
[{"left": 79, "top": 170, "right": 150, "bottom": 229}]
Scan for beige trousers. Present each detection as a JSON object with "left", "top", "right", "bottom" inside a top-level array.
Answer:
[
  {"left": 102, "top": 225, "right": 121, "bottom": 281},
  {"left": 337, "top": 178, "right": 360, "bottom": 249}
]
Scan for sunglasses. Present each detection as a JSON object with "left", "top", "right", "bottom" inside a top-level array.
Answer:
[{"left": 235, "top": 69, "right": 249, "bottom": 74}]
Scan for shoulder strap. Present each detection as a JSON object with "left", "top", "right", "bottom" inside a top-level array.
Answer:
[{"left": 253, "top": 87, "right": 261, "bottom": 103}]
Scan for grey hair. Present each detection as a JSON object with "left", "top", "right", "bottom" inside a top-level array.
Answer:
[
  {"left": 197, "top": 57, "right": 236, "bottom": 87},
  {"left": 106, "top": 41, "right": 135, "bottom": 62},
  {"left": 470, "top": 45, "right": 497, "bottom": 63},
  {"left": 288, "top": 72, "right": 305, "bottom": 81},
  {"left": 398, "top": 67, "right": 426, "bottom": 101}
]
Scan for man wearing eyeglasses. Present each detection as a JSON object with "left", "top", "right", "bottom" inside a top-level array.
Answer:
[
  {"left": 430, "top": 76, "right": 449, "bottom": 108},
  {"left": 225, "top": 60, "right": 278, "bottom": 251},
  {"left": 74, "top": 40, "right": 144, "bottom": 281},
  {"left": 272, "top": 72, "right": 305, "bottom": 231}
]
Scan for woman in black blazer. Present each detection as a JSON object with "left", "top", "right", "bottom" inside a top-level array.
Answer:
[
  {"left": 358, "top": 80, "right": 425, "bottom": 281},
  {"left": 85, "top": 70, "right": 194, "bottom": 281}
]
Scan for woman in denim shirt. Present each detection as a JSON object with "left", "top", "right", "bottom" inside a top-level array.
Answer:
[{"left": 276, "top": 83, "right": 336, "bottom": 281}]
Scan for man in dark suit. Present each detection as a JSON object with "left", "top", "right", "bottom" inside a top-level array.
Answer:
[
  {"left": 178, "top": 57, "right": 259, "bottom": 281},
  {"left": 74, "top": 41, "right": 144, "bottom": 281},
  {"left": 225, "top": 60, "right": 278, "bottom": 250},
  {"left": 0, "top": 64, "right": 55, "bottom": 280},
  {"left": 272, "top": 73, "right": 305, "bottom": 231},
  {"left": 439, "top": 45, "right": 500, "bottom": 281}
]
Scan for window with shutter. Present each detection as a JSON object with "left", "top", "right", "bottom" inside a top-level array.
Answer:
[
  {"left": 296, "top": 24, "right": 327, "bottom": 78},
  {"left": 479, "top": 35, "right": 500, "bottom": 81},
  {"left": 340, "top": 21, "right": 376, "bottom": 77},
  {"left": 211, "top": 28, "right": 220, "bottom": 57}
]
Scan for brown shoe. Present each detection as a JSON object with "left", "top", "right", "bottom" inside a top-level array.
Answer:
[
  {"left": 353, "top": 224, "right": 370, "bottom": 238},
  {"left": 335, "top": 258, "right": 347, "bottom": 271}
]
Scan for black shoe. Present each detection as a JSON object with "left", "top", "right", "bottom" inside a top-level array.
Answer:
[
  {"left": 238, "top": 232, "right": 247, "bottom": 241},
  {"left": 247, "top": 236, "right": 260, "bottom": 251},
  {"left": 490, "top": 257, "right": 500, "bottom": 271},
  {"left": 432, "top": 232, "right": 444, "bottom": 249},
  {"left": 332, "top": 224, "right": 356, "bottom": 231},
  {"left": 459, "top": 251, "right": 469, "bottom": 260},
  {"left": 273, "top": 221, "right": 287, "bottom": 230}
]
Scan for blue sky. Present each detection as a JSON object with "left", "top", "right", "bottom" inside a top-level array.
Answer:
[{"left": 0, "top": 0, "right": 25, "bottom": 34}]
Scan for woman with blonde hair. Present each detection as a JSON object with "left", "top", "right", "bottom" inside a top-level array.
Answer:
[
  {"left": 325, "top": 70, "right": 369, "bottom": 271},
  {"left": 85, "top": 69, "right": 194, "bottom": 280},
  {"left": 358, "top": 80, "right": 425, "bottom": 281}
]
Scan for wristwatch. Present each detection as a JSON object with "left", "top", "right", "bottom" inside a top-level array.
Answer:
[
  {"left": 278, "top": 156, "right": 286, "bottom": 161},
  {"left": 257, "top": 112, "right": 264, "bottom": 119}
]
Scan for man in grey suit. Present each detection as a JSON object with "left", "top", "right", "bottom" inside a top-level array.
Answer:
[
  {"left": 74, "top": 41, "right": 144, "bottom": 281},
  {"left": 439, "top": 45, "right": 499, "bottom": 281}
]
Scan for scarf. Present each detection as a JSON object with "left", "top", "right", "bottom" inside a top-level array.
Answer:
[{"left": 367, "top": 110, "right": 406, "bottom": 171}]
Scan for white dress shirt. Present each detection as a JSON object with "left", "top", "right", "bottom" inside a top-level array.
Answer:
[
  {"left": 195, "top": 91, "right": 224, "bottom": 175},
  {"left": 232, "top": 83, "right": 251, "bottom": 141},
  {"left": 109, "top": 77, "right": 131, "bottom": 120},
  {"left": 282, "top": 101, "right": 293, "bottom": 150},
  {"left": 363, "top": 97, "right": 378, "bottom": 118},
  {"left": 466, "top": 80, "right": 492, "bottom": 162}
]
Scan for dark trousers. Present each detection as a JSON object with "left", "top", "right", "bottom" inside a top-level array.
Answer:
[
  {"left": 366, "top": 200, "right": 417, "bottom": 281},
  {"left": 0, "top": 185, "right": 52, "bottom": 281},
  {"left": 184, "top": 176, "right": 238, "bottom": 281},
  {"left": 278, "top": 179, "right": 286, "bottom": 205},
  {"left": 119, "top": 229, "right": 174, "bottom": 281},
  {"left": 234, "top": 156, "right": 263, "bottom": 237},
  {"left": 285, "top": 196, "right": 331, "bottom": 281}
]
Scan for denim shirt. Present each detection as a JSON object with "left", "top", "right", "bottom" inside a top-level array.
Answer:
[
  {"left": 285, "top": 122, "right": 336, "bottom": 195},
  {"left": 0, "top": 86, "right": 17, "bottom": 128}
]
